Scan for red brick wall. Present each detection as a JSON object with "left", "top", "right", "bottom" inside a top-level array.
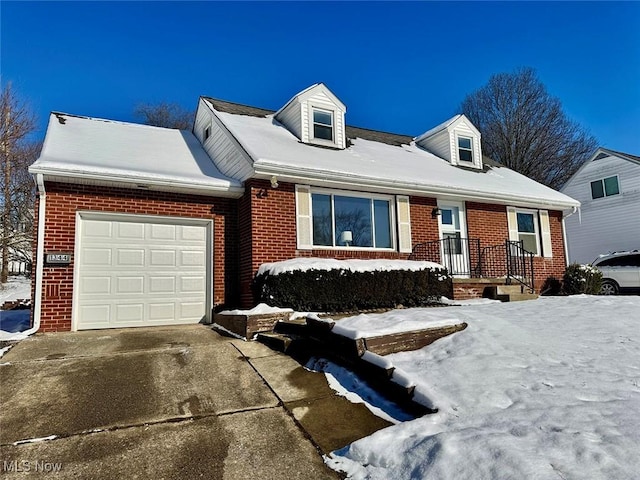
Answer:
[
  {"left": 35, "top": 182, "right": 238, "bottom": 332},
  {"left": 240, "top": 181, "right": 443, "bottom": 306},
  {"left": 465, "top": 201, "right": 567, "bottom": 293}
]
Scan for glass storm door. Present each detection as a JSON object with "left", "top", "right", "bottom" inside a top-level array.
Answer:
[{"left": 438, "top": 201, "right": 469, "bottom": 276}]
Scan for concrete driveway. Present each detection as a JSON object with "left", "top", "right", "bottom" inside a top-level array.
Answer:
[{"left": 0, "top": 325, "right": 378, "bottom": 479}]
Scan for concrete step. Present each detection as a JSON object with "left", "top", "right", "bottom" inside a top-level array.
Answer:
[
  {"left": 496, "top": 285, "right": 524, "bottom": 295},
  {"left": 273, "top": 318, "right": 308, "bottom": 336},
  {"left": 256, "top": 332, "right": 295, "bottom": 353},
  {"left": 496, "top": 293, "right": 539, "bottom": 302}
]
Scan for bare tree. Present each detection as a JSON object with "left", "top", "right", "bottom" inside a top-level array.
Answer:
[
  {"left": 134, "top": 102, "right": 194, "bottom": 130},
  {"left": 1, "top": 83, "right": 38, "bottom": 283},
  {"left": 460, "top": 67, "right": 597, "bottom": 189}
]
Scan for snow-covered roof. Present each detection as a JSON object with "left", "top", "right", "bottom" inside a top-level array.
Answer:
[
  {"left": 30, "top": 113, "right": 244, "bottom": 197},
  {"left": 205, "top": 100, "right": 579, "bottom": 209},
  {"left": 413, "top": 114, "right": 462, "bottom": 143}
]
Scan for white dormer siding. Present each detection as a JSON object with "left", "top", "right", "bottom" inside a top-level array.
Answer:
[
  {"left": 416, "top": 114, "right": 483, "bottom": 170},
  {"left": 194, "top": 98, "right": 254, "bottom": 181},
  {"left": 275, "top": 83, "right": 347, "bottom": 149}
]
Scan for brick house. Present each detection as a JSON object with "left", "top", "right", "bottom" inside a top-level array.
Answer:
[{"left": 29, "top": 84, "right": 579, "bottom": 332}]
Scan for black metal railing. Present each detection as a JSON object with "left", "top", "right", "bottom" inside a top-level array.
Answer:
[
  {"left": 410, "top": 238, "right": 535, "bottom": 292},
  {"left": 409, "top": 237, "right": 481, "bottom": 277}
]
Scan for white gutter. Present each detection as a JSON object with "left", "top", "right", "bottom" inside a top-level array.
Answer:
[
  {"left": 253, "top": 162, "right": 581, "bottom": 211},
  {"left": 562, "top": 206, "right": 579, "bottom": 266},
  {"left": 21, "top": 174, "right": 46, "bottom": 336}
]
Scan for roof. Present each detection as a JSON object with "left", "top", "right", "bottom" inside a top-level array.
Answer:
[
  {"left": 598, "top": 148, "right": 640, "bottom": 164},
  {"left": 204, "top": 98, "right": 413, "bottom": 146},
  {"left": 414, "top": 114, "right": 462, "bottom": 143},
  {"left": 202, "top": 98, "right": 579, "bottom": 210},
  {"left": 30, "top": 113, "right": 244, "bottom": 197}
]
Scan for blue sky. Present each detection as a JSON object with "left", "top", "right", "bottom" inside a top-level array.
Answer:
[{"left": 2, "top": 1, "right": 639, "bottom": 154}]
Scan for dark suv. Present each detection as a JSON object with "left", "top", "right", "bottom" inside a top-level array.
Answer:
[{"left": 592, "top": 251, "right": 640, "bottom": 295}]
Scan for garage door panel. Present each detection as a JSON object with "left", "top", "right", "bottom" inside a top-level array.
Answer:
[
  {"left": 117, "top": 222, "right": 145, "bottom": 239},
  {"left": 81, "top": 277, "right": 112, "bottom": 295},
  {"left": 149, "top": 276, "right": 176, "bottom": 293},
  {"left": 150, "top": 250, "right": 177, "bottom": 267},
  {"left": 82, "top": 248, "right": 112, "bottom": 266},
  {"left": 116, "top": 249, "right": 145, "bottom": 266},
  {"left": 116, "top": 276, "right": 145, "bottom": 294},
  {"left": 76, "top": 215, "right": 210, "bottom": 330},
  {"left": 83, "top": 220, "right": 112, "bottom": 238}
]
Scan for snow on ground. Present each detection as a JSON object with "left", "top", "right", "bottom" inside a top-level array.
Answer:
[
  {"left": 332, "top": 309, "right": 461, "bottom": 340},
  {"left": 218, "top": 303, "right": 293, "bottom": 316},
  {"left": 0, "top": 276, "right": 31, "bottom": 303},
  {"left": 0, "top": 276, "right": 32, "bottom": 346},
  {"left": 256, "top": 257, "right": 444, "bottom": 276},
  {"left": 326, "top": 295, "right": 640, "bottom": 480}
]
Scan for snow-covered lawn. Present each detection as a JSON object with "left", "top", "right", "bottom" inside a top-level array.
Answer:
[
  {"left": 326, "top": 295, "right": 640, "bottom": 480},
  {"left": 0, "top": 276, "right": 32, "bottom": 346}
]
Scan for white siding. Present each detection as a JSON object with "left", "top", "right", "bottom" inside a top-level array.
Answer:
[
  {"left": 453, "top": 119, "right": 483, "bottom": 169},
  {"left": 416, "top": 129, "right": 451, "bottom": 161},
  {"left": 562, "top": 154, "right": 640, "bottom": 263},
  {"left": 194, "top": 99, "right": 254, "bottom": 181},
  {"left": 275, "top": 99, "right": 302, "bottom": 139}
]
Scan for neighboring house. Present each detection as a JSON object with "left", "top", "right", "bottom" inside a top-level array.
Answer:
[
  {"left": 561, "top": 148, "right": 640, "bottom": 264},
  {"left": 29, "top": 84, "right": 579, "bottom": 333}
]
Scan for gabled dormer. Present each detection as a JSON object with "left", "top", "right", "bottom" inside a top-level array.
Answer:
[
  {"left": 274, "top": 83, "right": 347, "bottom": 149},
  {"left": 415, "top": 114, "right": 483, "bottom": 170}
]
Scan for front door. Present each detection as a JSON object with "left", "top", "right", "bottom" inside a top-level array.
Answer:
[{"left": 438, "top": 201, "right": 469, "bottom": 276}]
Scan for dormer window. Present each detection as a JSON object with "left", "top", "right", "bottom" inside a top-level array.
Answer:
[
  {"left": 458, "top": 136, "right": 473, "bottom": 163},
  {"left": 313, "top": 109, "right": 333, "bottom": 141}
]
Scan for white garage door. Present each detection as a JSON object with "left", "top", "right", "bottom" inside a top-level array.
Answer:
[{"left": 74, "top": 213, "right": 212, "bottom": 330}]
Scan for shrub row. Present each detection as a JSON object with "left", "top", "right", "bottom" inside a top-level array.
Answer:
[
  {"left": 541, "top": 263, "right": 603, "bottom": 296},
  {"left": 252, "top": 267, "right": 452, "bottom": 312}
]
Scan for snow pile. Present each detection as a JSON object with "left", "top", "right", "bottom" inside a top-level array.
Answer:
[
  {"left": 1, "top": 276, "right": 32, "bottom": 343},
  {"left": 327, "top": 295, "right": 640, "bottom": 480},
  {"left": 0, "top": 276, "right": 31, "bottom": 304},
  {"left": 218, "top": 303, "right": 293, "bottom": 316},
  {"left": 256, "top": 258, "right": 444, "bottom": 276},
  {"left": 332, "top": 309, "right": 461, "bottom": 340}
]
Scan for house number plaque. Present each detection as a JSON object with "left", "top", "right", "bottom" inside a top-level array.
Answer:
[{"left": 45, "top": 252, "right": 72, "bottom": 266}]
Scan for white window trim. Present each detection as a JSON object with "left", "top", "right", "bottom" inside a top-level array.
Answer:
[
  {"left": 513, "top": 208, "right": 541, "bottom": 257},
  {"left": 590, "top": 174, "right": 620, "bottom": 200},
  {"left": 307, "top": 187, "right": 397, "bottom": 251},
  {"left": 456, "top": 135, "right": 474, "bottom": 163},
  {"left": 308, "top": 105, "right": 338, "bottom": 147}
]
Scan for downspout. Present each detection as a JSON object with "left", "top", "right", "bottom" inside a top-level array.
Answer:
[
  {"left": 23, "top": 173, "right": 46, "bottom": 335},
  {"left": 562, "top": 206, "right": 579, "bottom": 267}
]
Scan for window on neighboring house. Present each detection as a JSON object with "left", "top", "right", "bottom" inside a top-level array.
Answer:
[
  {"left": 590, "top": 176, "right": 619, "bottom": 199},
  {"left": 203, "top": 125, "right": 211, "bottom": 142},
  {"left": 310, "top": 191, "right": 393, "bottom": 249},
  {"left": 312, "top": 109, "right": 333, "bottom": 141},
  {"left": 457, "top": 136, "right": 473, "bottom": 163},
  {"left": 516, "top": 211, "right": 540, "bottom": 255}
]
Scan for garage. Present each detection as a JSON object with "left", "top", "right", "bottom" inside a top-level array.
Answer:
[{"left": 73, "top": 212, "right": 212, "bottom": 330}]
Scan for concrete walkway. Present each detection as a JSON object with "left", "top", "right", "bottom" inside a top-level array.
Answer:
[{"left": 0, "top": 325, "right": 391, "bottom": 479}]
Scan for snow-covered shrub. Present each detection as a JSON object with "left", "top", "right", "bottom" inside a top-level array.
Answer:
[
  {"left": 252, "top": 267, "right": 452, "bottom": 312},
  {"left": 562, "top": 263, "right": 602, "bottom": 295},
  {"left": 540, "top": 276, "right": 563, "bottom": 296}
]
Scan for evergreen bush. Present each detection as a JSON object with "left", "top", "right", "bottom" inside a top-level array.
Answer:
[
  {"left": 562, "top": 263, "right": 602, "bottom": 295},
  {"left": 252, "top": 267, "right": 452, "bottom": 312}
]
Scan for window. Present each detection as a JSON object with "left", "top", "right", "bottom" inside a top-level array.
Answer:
[
  {"left": 312, "top": 109, "right": 333, "bottom": 141},
  {"left": 516, "top": 211, "right": 540, "bottom": 255},
  {"left": 457, "top": 136, "right": 473, "bottom": 163},
  {"left": 310, "top": 190, "right": 393, "bottom": 248},
  {"left": 590, "top": 176, "right": 619, "bottom": 199},
  {"left": 203, "top": 125, "right": 211, "bottom": 141}
]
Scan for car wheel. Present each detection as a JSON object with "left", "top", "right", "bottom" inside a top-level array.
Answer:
[{"left": 600, "top": 279, "right": 619, "bottom": 295}]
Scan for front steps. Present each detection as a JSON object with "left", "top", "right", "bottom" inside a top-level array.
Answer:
[{"left": 483, "top": 284, "right": 538, "bottom": 302}]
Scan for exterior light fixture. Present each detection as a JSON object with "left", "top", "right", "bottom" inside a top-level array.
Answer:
[
  {"left": 431, "top": 208, "right": 442, "bottom": 218},
  {"left": 270, "top": 175, "right": 279, "bottom": 189}
]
